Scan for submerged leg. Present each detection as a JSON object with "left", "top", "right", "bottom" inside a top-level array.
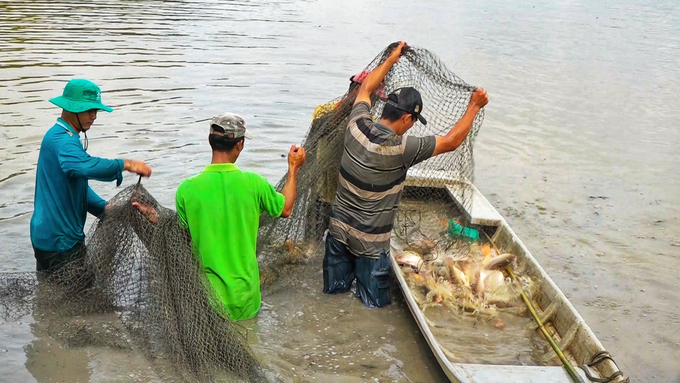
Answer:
[
  {"left": 354, "top": 250, "right": 392, "bottom": 308},
  {"left": 322, "top": 234, "right": 355, "bottom": 294}
]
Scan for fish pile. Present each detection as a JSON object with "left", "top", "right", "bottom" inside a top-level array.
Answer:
[{"left": 396, "top": 240, "right": 533, "bottom": 319}]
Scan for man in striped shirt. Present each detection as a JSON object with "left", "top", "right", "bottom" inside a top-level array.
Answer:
[{"left": 323, "top": 42, "right": 489, "bottom": 307}]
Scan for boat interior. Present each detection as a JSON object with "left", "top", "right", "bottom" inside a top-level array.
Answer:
[{"left": 390, "top": 173, "right": 628, "bottom": 383}]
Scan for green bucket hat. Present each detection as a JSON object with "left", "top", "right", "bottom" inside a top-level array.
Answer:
[{"left": 49, "top": 79, "right": 114, "bottom": 113}]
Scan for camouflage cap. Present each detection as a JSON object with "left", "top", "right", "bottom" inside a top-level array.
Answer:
[{"left": 210, "top": 112, "right": 252, "bottom": 139}]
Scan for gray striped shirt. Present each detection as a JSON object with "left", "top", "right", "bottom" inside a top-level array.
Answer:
[{"left": 328, "top": 102, "right": 436, "bottom": 258}]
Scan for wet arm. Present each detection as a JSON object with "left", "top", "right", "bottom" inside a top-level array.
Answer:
[
  {"left": 432, "top": 88, "right": 489, "bottom": 157},
  {"left": 432, "top": 104, "right": 481, "bottom": 157},
  {"left": 354, "top": 42, "right": 405, "bottom": 107},
  {"left": 279, "top": 165, "right": 298, "bottom": 218}
]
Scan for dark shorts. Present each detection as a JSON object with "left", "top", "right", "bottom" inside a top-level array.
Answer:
[
  {"left": 322, "top": 233, "right": 392, "bottom": 308},
  {"left": 33, "top": 242, "right": 86, "bottom": 272}
]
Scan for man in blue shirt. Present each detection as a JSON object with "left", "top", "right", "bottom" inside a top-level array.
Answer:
[{"left": 30, "top": 79, "right": 152, "bottom": 272}]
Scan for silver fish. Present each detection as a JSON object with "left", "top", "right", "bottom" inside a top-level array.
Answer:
[
  {"left": 396, "top": 251, "right": 424, "bottom": 272},
  {"left": 482, "top": 253, "right": 516, "bottom": 270}
]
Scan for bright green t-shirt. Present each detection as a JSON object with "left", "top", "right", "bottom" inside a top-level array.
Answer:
[{"left": 176, "top": 163, "right": 285, "bottom": 321}]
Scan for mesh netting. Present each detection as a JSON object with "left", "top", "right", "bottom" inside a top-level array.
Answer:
[
  {"left": 257, "top": 43, "right": 484, "bottom": 279},
  {"left": 0, "top": 43, "right": 483, "bottom": 381},
  {"left": 0, "top": 185, "right": 264, "bottom": 382}
]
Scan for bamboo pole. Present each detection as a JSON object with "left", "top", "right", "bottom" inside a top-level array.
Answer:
[{"left": 483, "top": 231, "right": 584, "bottom": 383}]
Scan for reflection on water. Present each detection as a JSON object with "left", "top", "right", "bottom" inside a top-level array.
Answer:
[{"left": 1, "top": 0, "right": 679, "bottom": 381}]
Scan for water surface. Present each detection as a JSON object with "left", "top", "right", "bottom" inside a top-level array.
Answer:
[{"left": 1, "top": 0, "right": 679, "bottom": 381}]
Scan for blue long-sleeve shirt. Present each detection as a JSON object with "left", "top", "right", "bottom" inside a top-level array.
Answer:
[{"left": 30, "top": 118, "right": 125, "bottom": 252}]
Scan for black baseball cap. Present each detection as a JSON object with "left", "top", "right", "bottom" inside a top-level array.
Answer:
[{"left": 385, "top": 87, "right": 427, "bottom": 125}]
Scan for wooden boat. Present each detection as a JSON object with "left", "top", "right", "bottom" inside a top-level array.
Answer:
[{"left": 390, "top": 169, "right": 628, "bottom": 383}]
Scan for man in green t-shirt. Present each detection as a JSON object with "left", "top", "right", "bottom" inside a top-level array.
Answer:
[{"left": 135, "top": 112, "right": 305, "bottom": 321}]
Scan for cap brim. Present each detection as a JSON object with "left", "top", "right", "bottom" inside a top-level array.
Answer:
[
  {"left": 243, "top": 129, "right": 253, "bottom": 140},
  {"left": 416, "top": 114, "right": 427, "bottom": 125},
  {"left": 49, "top": 96, "right": 114, "bottom": 113}
]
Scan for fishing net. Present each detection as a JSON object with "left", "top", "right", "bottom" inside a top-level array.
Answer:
[
  {"left": 257, "top": 42, "right": 484, "bottom": 283},
  {"left": 0, "top": 43, "right": 483, "bottom": 381},
  {"left": 0, "top": 185, "right": 264, "bottom": 382}
]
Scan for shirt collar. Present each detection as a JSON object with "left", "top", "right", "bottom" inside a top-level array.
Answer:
[
  {"left": 203, "top": 163, "right": 239, "bottom": 172},
  {"left": 56, "top": 118, "right": 79, "bottom": 136}
]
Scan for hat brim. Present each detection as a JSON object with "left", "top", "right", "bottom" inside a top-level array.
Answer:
[
  {"left": 416, "top": 114, "right": 427, "bottom": 125},
  {"left": 49, "top": 96, "right": 113, "bottom": 113},
  {"left": 243, "top": 129, "right": 253, "bottom": 140}
]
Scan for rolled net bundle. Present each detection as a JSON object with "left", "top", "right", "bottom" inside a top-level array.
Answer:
[
  {"left": 0, "top": 185, "right": 265, "bottom": 383},
  {"left": 257, "top": 43, "right": 484, "bottom": 283}
]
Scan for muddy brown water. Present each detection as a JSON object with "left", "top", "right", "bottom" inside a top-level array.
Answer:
[{"left": 1, "top": 0, "right": 679, "bottom": 382}]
